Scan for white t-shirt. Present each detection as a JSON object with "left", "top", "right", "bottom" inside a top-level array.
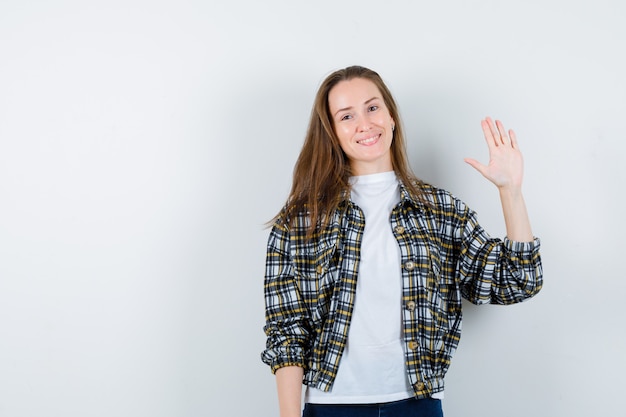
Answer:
[{"left": 306, "top": 171, "right": 443, "bottom": 404}]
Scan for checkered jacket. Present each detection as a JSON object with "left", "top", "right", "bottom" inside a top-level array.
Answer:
[{"left": 261, "top": 181, "right": 542, "bottom": 398}]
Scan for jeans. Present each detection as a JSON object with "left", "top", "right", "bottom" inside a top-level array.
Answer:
[{"left": 302, "top": 398, "right": 443, "bottom": 417}]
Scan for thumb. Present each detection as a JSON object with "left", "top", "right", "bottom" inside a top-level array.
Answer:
[{"left": 464, "top": 157, "right": 486, "bottom": 176}]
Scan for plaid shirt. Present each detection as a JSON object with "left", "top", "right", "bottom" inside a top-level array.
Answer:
[{"left": 261, "top": 181, "right": 542, "bottom": 398}]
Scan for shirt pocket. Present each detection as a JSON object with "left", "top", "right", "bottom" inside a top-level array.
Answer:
[
  {"left": 426, "top": 244, "right": 450, "bottom": 332},
  {"left": 427, "top": 243, "right": 463, "bottom": 354},
  {"left": 293, "top": 242, "right": 340, "bottom": 325}
]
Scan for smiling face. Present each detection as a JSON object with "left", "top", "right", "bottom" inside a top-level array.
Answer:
[{"left": 328, "top": 77, "right": 395, "bottom": 176}]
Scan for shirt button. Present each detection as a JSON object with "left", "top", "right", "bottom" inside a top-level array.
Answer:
[
  {"left": 415, "top": 382, "right": 425, "bottom": 391},
  {"left": 405, "top": 301, "right": 416, "bottom": 311},
  {"left": 316, "top": 265, "right": 324, "bottom": 274},
  {"left": 408, "top": 340, "right": 419, "bottom": 350},
  {"left": 394, "top": 225, "right": 405, "bottom": 234},
  {"left": 404, "top": 261, "right": 415, "bottom": 271}
]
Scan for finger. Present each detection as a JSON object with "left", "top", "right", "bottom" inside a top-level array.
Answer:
[
  {"left": 509, "top": 129, "right": 518, "bottom": 149},
  {"left": 464, "top": 157, "right": 487, "bottom": 176},
  {"left": 495, "top": 119, "right": 509, "bottom": 145},
  {"left": 481, "top": 118, "right": 497, "bottom": 148},
  {"left": 487, "top": 116, "right": 504, "bottom": 147},
  {"left": 486, "top": 116, "right": 500, "bottom": 142}
]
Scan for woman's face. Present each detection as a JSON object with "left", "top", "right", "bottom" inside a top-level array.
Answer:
[{"left": 328, "top": 77, "right": 395, "bottom": 176}]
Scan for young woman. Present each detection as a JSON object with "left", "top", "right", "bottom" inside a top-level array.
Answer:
[{"left": 261, "top": 66, "right": 542, "bottom": 417}]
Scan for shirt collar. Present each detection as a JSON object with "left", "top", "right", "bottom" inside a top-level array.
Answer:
[
  {"left": 341, "top": 177, "right": 427, "bottom": 211},
  {"left": 398, "top": 179, "right": 428, "bottom": 212}
]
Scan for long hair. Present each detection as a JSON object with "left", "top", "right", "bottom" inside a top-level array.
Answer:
[{"left": 274, "top": 65, "right": 428, "bottom": 237}]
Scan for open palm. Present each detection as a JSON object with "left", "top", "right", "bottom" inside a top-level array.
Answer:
[{"left": 464, "top": 117, "right": 524, "bottom": 189}]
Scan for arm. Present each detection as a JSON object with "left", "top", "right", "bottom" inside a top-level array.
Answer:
[
  {"left": 276, "top": 366, "right": 304, "bottom": 417},
  {"left": 261, "top": 218, "right": 310, "bottom": 416},
  {"left": 460, "top": 118, "right": 542, "bottom": 304},
  {"left": 464, "top": 117, "right": 533, "bottom": 242},
  {"left": 456, "top": 205, "right": 542, "bottom": 305}
]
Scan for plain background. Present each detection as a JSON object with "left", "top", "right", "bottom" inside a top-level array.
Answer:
[{"left": 1, "top": 1, "right": 624, "bottom": 416}]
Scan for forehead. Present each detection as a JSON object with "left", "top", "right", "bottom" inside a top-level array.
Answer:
[{"left": 328, "top": 78, "right": 383, "bottom": 112}]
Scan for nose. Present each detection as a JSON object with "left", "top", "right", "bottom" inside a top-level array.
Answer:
[{"left": 358, "top": 115, "right": 373, "bottom": 132}]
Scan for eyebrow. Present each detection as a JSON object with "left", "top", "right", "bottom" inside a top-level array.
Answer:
[{"left": 333, "top": 97, "right": 380, "bottom": 117}]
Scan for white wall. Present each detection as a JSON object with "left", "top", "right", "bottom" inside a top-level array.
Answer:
[{"left": 0, "top": 1, "right": 624, "bottom": 416}]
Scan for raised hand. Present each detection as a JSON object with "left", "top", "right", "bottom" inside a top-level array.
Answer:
[{"left": 464, "top": 117, "right": 524, "bottom": 190}]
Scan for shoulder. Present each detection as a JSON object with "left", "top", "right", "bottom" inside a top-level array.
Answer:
[
  {"left": 271, "top": 204, "right": 308, "bottom": 234},
  {"left": 269, "top": 203, "right": 344, "bottom": 243},
  {"left": 413, "top": 182, "right": 472, "bottom": 219},
  {"left": 404, "top": 180, "right": 464, "bottom": 207}
]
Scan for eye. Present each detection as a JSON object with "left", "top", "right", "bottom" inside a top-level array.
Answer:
[
  {"left": 368, "top": 105, "right": 379, "bottom": 112},
  {"left": 340, "top": 114, "right": 352, "bottom": 121}
]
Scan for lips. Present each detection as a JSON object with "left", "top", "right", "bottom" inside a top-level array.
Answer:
[{"left": 356, "top": 134, "right": 381, "bottom": 145}]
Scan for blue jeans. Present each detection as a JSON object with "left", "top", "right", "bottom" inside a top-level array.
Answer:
[{"left": 302, "top": 398, "right": 443, "bottom": 417}]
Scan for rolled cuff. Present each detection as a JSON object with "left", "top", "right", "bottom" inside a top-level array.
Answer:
[
  {"left": 261, "top": 345, "right": 308, "bottom": 374},
  {"left": 503, "top": 236, "right": 541, "bottom": 254}
]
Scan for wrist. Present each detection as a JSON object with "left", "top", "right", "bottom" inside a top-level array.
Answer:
[{"left": 498, "top": 184, "right": 523, "bottom": 198}]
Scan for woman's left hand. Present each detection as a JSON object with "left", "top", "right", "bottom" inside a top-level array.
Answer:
[{"left": 464, "top": 117, "right": 524, "bottom": 190}]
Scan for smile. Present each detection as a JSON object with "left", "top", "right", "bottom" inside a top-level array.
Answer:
[{"left": 356, "top": 134, "right": 381, "bottom": 145}]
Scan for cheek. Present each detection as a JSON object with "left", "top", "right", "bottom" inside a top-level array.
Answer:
[
  {"left": 335, "top": 125, "right": 352, "bottom": 142},
  {"left": 379, "top": 114, "right": 393, "bottom": 126}
]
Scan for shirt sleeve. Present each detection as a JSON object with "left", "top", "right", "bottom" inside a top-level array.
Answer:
[
  {"left": 260, "top": 218, "right": 312, "bottom": 373},
  {"left": 456, "top": 204, "right": 543, "bottom": 305}
]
